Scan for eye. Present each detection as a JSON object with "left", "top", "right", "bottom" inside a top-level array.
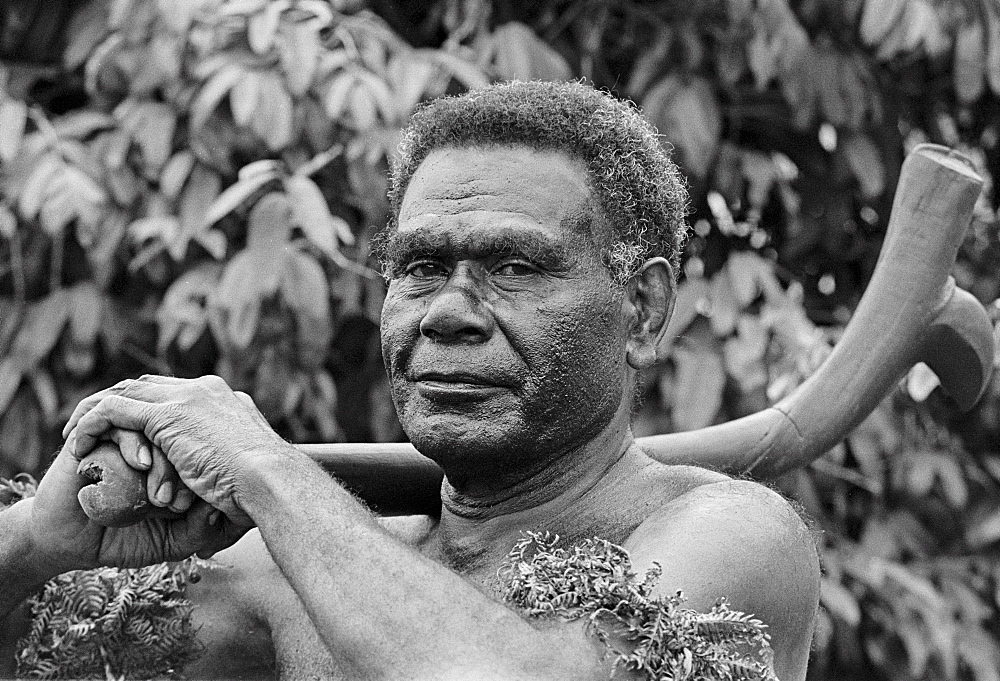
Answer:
[
  {"left": 406, "top": 261, "right": 449, "bottom": 279},
  {"left": 493, "top": 261, "right": 537, "bottom": 277}
]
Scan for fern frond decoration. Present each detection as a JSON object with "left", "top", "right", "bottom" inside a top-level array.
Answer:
[
  {"left": 2, "top": 475, "right": 207, "bottom": 680},
  {"left": 499, "top": 531, "right": 777, "bottom": 681}
]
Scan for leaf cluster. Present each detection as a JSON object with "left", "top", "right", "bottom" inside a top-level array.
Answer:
[
  {"left": 1, "top": 476, "right": 204, "bottom": 681},
  {"left": 500, "top": 531, "right": 776, "bottom": 681}
]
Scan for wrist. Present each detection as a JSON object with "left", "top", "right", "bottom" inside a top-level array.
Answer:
[
  {"left": 236, "top": 444, "right": 319, "bottom": 522},
  {"left": 3, "top": 499, "right": 64, "bottom": 589}
]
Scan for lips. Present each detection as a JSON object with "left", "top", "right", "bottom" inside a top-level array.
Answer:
[{"left": 409, "top": 370, "right": 514, "bottom": 402}]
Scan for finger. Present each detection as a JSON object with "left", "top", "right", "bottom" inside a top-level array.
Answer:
[
  {"left": 234, "top": 391, "right": 255, "bottom": 409},
  {"left": 180, "top": 502, "right": 251, "bottom": 559},
  {"left": 147, "top": 442, "right": 181, "bottom": 508},
  {"left": 135, "top": 374, "right": 185, "bottom": 385},
  {"left": 169, "top": 484, "right": 195, "bottom": 514},
  {"left": 105, "top": 429, "right": 153, "bottom": 470},
  {"left": 72, "top": 395, "right": 157, "bottom": 459},
  {"left": 63, "top": 377, "right": 168, "bottom": 438},
  {"left": 63, "top": 386, "right": 119, "bottom": 438}
]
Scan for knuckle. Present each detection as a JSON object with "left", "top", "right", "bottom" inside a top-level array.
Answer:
[{"left": 200, "top": 374, "right": 229, "bottom": 391}]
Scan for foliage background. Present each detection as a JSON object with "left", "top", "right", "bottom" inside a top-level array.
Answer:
[{"left": 0, "top": 0, "right": 999, "bottom": 678}]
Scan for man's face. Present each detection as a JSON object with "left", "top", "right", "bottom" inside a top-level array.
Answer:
[{"left": 380, "top": 146, "right": 633, "bottom": 484}]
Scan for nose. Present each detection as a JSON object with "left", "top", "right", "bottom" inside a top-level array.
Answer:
[{"left": 419, "top": 269, "right": 495, "bottom": 344}]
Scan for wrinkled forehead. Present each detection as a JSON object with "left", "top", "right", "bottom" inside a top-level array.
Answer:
[{"left": 398, "top": 146, "right": 594, "bottom": 230}]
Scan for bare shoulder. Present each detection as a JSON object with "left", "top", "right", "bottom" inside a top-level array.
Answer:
[{"left": 623, "top": 476, "right": 820, "bottom": 681}]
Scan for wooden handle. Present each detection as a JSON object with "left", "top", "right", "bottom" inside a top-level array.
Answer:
[{"left": 300, "top": 144, "right": 993, "bottom": 515}]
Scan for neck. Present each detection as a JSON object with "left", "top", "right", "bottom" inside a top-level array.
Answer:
[{"left": 432, "top": 406, "right": 642, "bottom": 574}]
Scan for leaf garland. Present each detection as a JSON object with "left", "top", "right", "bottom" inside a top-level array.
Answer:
[
  {"left": 500, "top": 531, "right": 776, "bottom": 681},
  {"left": 1, "top": 476, "right": 205, "bottom": 681}
]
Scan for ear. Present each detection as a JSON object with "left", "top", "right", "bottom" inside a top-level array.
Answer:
[{"left": 626, "top": 258, "right": 676, "bottom": 371}]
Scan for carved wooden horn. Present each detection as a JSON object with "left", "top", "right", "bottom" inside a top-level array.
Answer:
[{"left": 301, "top": 144, "right": 993, "bottom": 515}]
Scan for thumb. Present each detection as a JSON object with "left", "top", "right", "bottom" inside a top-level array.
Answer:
[{"left": 179, "top": 502, "right": 251, "bottom": 560}]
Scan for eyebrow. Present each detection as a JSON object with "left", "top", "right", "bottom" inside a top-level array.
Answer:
[{"left": 379, "top": 227, "right": 580, "bottom": 277}]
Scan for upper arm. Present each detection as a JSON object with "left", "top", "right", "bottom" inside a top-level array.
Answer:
[{"left": 623, "top": 480, "right": 820, "bottom": 681}]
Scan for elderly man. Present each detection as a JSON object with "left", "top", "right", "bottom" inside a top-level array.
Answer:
[{"left": 0, "top": 81, "right": 818, "bottom": 680}]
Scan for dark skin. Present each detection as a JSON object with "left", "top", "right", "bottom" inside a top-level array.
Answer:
[{"left": 0, "top": 146, "right": 819, "bottom": 680}]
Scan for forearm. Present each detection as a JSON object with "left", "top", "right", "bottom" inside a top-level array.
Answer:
[
  {"left": 0, "top": 500, "right": 58, "bottom": 616},
  {"left": 241, "top": 451, "right": 600, "bottom": 680}
]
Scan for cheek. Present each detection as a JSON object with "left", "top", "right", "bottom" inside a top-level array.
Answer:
[
  {"left": 519, "top": 291, "right": 628, "bottom": 411},
  {"left": 379, "top": 289, "right": 422, "bottom": 374}
]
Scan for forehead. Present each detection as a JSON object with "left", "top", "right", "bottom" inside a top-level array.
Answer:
[{"left": 398, "top": 146, "right": 593, "bottom": 232}]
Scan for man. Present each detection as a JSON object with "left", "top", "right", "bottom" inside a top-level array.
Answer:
[{"left": 0, "top": 81, "right": 819, "bottom": 680}]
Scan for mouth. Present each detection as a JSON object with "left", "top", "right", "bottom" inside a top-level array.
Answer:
[{"left": 411, "top": 372, "right": 510, "bottom": 401}]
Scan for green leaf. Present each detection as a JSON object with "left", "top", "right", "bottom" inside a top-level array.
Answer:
[
  {"left": 279, "top": 18, "right": 321, "bottom": 96},
  {"left": 284, "top": 175, "right": 354, "bottom": 258},
  {"left": 672, "top": 321, "right": 725, "bottom": 431},
  {"left": 352, "top": 68, "right": 398, "bottom": 126},
  {"left": 419, "top": 49, "right": 489, "bottom": 90},
  {"left": 985, "top": 2, "right": 1000, "bottom": 95},
  {"left": 157, "top": 262, "right": 222, "bottom": 353},
  {"left": 627, "top": 31, "right": 673, "bottom": 96},
  {"left": 18, "top": 154, "right": 62, "bottom": 220},
  {"left": 642, "top": 75, "right": 722, "bottom": 177},
  {"left": 130, "top": 102, "right": 177, "bottom": 173},
  {"left": 129, "top": 215, "right": 180, "bottom": 243},
  {"left": 0, "top": 203, "right": 16, "bottom": 239},
  {"left": 323, "top": 71, "right": 356, "bottom": 121},
  {"left": 387, "top": 54, "right": 437, "bottom": 120},
  {"left": 213, "top": 250, "right": 284, "bottom": 347},
  {"left": 230, "top": 70, "right": 261, "bottom": 128},
  {"left": 954, "top": 21, "right": 987, "bottom": 104},
  {"left": 205, "top": 167, "right": 280, "bottom": 226},
  {"left": 489, "top": 22, "right": 572, "bottom": 81},
  {"left": 281, "top": 252, "right": 332, "bottom": 368},
  {"left": 966, "top": 509, "right": 1000, "bottom": 549},
  {"left": 0, "top": 98, "right": 27, "bottom": 163},
  {"left": 178, "top": 164, "right": 221, "bottom": 255},
  {"left": 196, "top": 229, "right": 227, "bottom": 260},
  {"left": 155, "top": 0, "right": 198, "bottom": 33},
  {"left": 708, "top": 268, "right": 739, "bottom": 336},
  {"left": 51, "top": 111, "right": 115, "bottom": 140},
  {"left": 63, "top": 0, "right": 110, "bottom": 69},
  {"left": 0, "top": 356, "right": 24, "bottom": 416},
  {"left": 247, "top": 0, "right": 287, "bottom": 53},
  {"left": 69, "top": 283, "right": 103, "bottom": 347},
  {"left": 191, "top": 64, "right": 245, "bottom": 130},
  {"left": 27, "top": 369, "right": 59, "bottom": 425},
  {"left": 723, "top": 315, "right": 768, "bottom": 391},
  {"left": 820, "top": 577, "right": 861, "bottom": 627},
  {"left": 39, "top": 178, "right": 77, "bottom": 236},
  {"left": 726, "top": 252, "right": 767, "bottom": 307},
  {"left": 661, "top": 276, "right": 709, "bottom": 353},
  {"left": 11, "top": 290, "right": 72, "bottom": 366},
  {"left": 842, "top": 132, "right": 885, "bottom": 199},
  {"left": 246, "top": 192, "right": 293, "bottom": 249},
  {"left": 160, "top": 150, "right": 196, "bottom": 201},
  {"left": 250, "top": 72, "right": 294, "bottom": 150},
  {"left": 934, "top": 455, "right": 968, "bottom": 508}
]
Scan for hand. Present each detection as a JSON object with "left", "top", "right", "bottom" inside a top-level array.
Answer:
[
  {"left": 27, "top": 436, "right": 242, "bottom": 575},
  {"left": 92, "top": 428, "right": 196, "bottom": 514},
  {"left": 64, "top": 374, "right": 298, "bottom": 526}
]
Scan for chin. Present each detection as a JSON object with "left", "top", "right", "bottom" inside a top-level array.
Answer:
[{"left": 402, "top": 410, "right": 521, "bottom": 464}]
